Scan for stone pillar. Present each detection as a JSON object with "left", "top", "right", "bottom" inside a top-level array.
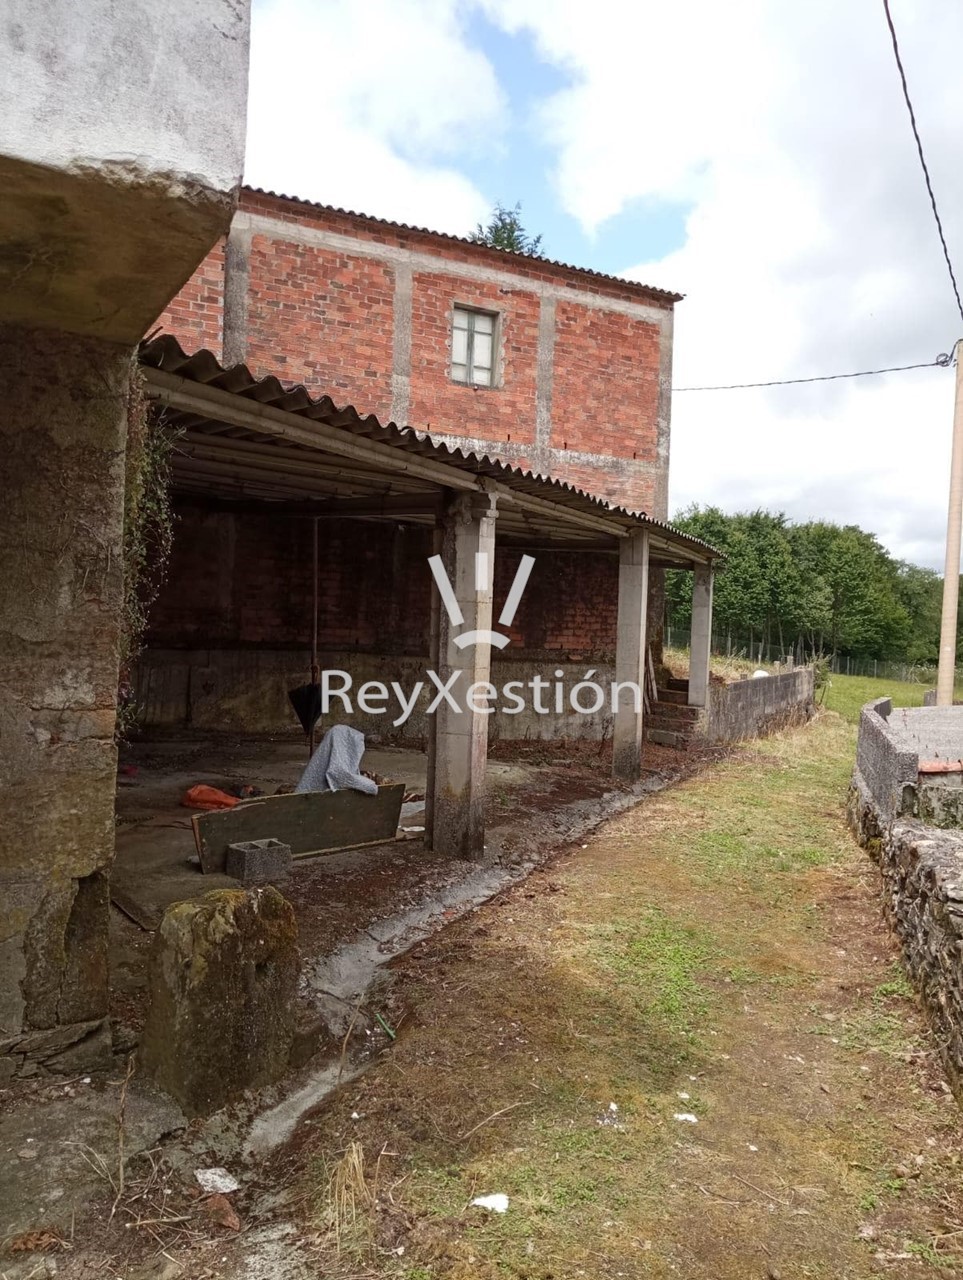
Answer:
[
  {"left": 425, "top": 492, "right": 498, "bottom": 860},
  {"left": 688, "top": 565, "right": 714, "bottom": 709},
  {"left": 613, "top": 529, "right": 650, "bottom": 782},
  {"left": 0, "top": 325, "right": 129, "bottom": 1076}
]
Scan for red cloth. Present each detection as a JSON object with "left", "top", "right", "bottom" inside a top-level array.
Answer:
[{"left": 181, "top": 785, "right": 238, "bottom": 811}]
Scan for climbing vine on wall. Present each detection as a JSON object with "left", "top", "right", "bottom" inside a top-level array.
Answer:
[{"left": 118, "top": 365, "right": 177, "bottom": 735}]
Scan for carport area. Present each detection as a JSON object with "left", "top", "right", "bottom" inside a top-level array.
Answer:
[{"left": 107, "top": 337, "right": 719, "bottom": 1018}]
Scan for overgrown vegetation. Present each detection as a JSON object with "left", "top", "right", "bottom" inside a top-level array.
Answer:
[
  {"left": 666, "top": 505, "right": 945, "bottom": 666},
  {"left": 295, "top": 715, "right": 963, "bottom": 1277},
  {"left": 118, "top": 366, "right": 176, "bottom": 736}
]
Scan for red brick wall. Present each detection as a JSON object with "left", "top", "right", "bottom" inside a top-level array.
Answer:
[
  {"left": 245, "top": 235, "right": 395, "bottom": 416},
  {"left": 553, "top": 302, "right": 660, "bottom": 452},
  {"left": 238, "top": 190, "right": 669, "bottom": 305},
  {"left": 150, "top": 190, "right": 672, "bottom": 516},
  {"left": 153, "top": 242, "right": 224, "bottom": 353},
  {"left": 148, "top": 502, "right": 619, "bottom": 660},
  {"left": 408, "top": 274, "right": 540, "bottom": 447}
]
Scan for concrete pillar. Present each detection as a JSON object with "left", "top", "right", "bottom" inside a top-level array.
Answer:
[
  {"left": 0, "top": 325, "right": 129, "bottom": 1075},
  {"left": 425, "top": 492, "right": 498, "bottom": 859},
  {"left": 613, "top": 530, "right": 649, "bottom": 782},
  {"left": 688, "top": 565, "right": 714, "bottom": 709}
]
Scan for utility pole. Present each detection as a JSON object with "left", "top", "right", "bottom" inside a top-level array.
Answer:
[{"left": 937, "top": 344, "right": 963, "bottom": 705}]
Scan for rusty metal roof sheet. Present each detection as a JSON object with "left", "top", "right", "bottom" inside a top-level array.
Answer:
[
  {"left": 138, "top": 334, "right": 720, "bottom": 562},
  {"left": 241, "top": 187, "right": 683, "bottom": 306}
]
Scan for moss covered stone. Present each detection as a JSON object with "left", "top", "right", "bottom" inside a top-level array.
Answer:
[{"left": 139, "top": 887, "right": 299, "bottom": 1116}]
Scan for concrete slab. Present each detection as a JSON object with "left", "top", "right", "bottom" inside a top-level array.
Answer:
[
  {"left": 888, "top": 707, "right": 963, "bottom": 763},
  {"left": 0, "top": 1077, "right": 185, "bottom": 1240},
  {"left": 112, "top": 824, "right": 240, "bottom": 930}
]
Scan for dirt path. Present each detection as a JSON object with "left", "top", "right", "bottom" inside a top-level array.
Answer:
[{"left": 284, "top": 714, "right": 963, "bottom": 1279}]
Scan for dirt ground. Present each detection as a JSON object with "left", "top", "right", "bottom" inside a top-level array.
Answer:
[
  {"left": 108, "top": 734, "right": 684, "bottom": 1036},
  {"left": 8, "top": 713, "right": 962, "bottom": 1279},
  {"left": 265, "top": 714, "right": 963, "bottom": 1279}
]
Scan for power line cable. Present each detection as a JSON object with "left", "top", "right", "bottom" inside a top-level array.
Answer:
[
  {"left": 882, "top": 0, "right": 963, "bottom": 325},
  {"left": 673, "top": 349, "right": 954, "bottom": 392}
]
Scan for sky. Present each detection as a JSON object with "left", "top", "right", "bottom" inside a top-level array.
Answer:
[{"left": 244, "top": 0, "right": 963, "bottom": 570}]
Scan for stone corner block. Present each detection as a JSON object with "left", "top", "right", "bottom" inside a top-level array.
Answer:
[{"left": 138, "top": 887, "right": 299, "bottom": 1117}]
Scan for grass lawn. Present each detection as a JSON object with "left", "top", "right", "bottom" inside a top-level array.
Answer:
[
  {"left": 296, "top": 714, "right": 963, "bottom": 1279},
  {"left": 821, "top": 672, "right": 946, "bottom": 724}
]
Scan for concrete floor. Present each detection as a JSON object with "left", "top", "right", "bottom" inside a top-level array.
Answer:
[
  {"left": 109, "top": 733, "right": 651, "bottom": 1039},
  {"left": 889, "top": 706, "right": 963, "bottom": 762}
]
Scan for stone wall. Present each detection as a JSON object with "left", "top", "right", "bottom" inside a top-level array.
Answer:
[
  {"left": 849, "top": 776, "right": 963, "bottom": 1099},
  {"left": 853, "top": 698, "right": 963, "bottom": 827},
  {"left": 697, "top": 669, "right": 815, "bottom": 744},
  {"left": 135, "top": 649, "right": 619, "bottom": 744},
  {"left": 854, "top": 697, "right": 919, "bottom": 818},
  {"left": 0, "top": 327, "right": 129, "bottom": 1079}
]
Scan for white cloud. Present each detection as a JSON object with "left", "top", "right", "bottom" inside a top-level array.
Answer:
[
  {"left": 480, "top": 0, "right": 963, "bottom": 567},
  {"left": 245, "top": 0, "right": 501, "bottom": 231},
  {"left": 244, "top": 0, "right": 963, "bottom": 567}
]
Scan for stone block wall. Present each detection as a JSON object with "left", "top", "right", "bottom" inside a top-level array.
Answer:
[
  {"left": 696, "top": 669, "right": 815, "bottom": 744},
  {"left": 854, "top": 697, "right": 919, "bottom": 818},
  {"left": 0, "top": 327, "right": 128, "bottom": 1079},
  {"left": 849, "top": 776, "right": 963, "bottom": 1099}
]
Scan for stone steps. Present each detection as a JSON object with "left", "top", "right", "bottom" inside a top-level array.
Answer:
[{"left": 645, "top": 680, "right": 701, "bottom": 750}]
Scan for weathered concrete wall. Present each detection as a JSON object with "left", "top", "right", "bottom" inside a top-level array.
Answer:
[
  {"left": 134, "top": 649, "right": 618, "bottom": 745},
  {"left": 0, "top": 0, "right": 249, "bottom": 341},
  {"left": 697, "top": 669, "right": 815, "bottom": 744},
  {"left": 0, "top": 326, "right": 129, "bottom": 1077},
  {"left": 854, "top": 700, "right": 963, "bottom": 828},
  {"left": 854, "top": 697, "right": 919, "bottom": 819},
  {"left": 849, "top": 776, "right": 963, "bottom": 1101}
]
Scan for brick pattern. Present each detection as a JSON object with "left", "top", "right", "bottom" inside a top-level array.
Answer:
[
  {"left": 148, "top": 503, "right": 618, "bottom": 661},
  {"left": 245, "top": 235, "right": 395, "bottom": 416},
  {"left": 552, "top": 301, "right": 661, "bottom": 463},
  {"left": 150, "top": 190, "right": 672, "bottom": 519},
  {"left": 240, "top": 190, "right": 675, "bottom": 310},
  {"left": 408, "top": 275, "right": 540, "bottom": 445},
  {"left": 546, "top": 456, "right": 658, "bottom": 516},
  {"left": 153, "top": 242, "right": 225, "bottom": 355}
]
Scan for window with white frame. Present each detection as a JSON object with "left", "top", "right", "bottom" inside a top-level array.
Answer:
[{"left": 451, "top": 306, "right": 497, "bottom": 386}]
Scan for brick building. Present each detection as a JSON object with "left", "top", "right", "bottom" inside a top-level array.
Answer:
[
  {"left": 155, "top": 186, "right": 680, "bottom": 516},
  {"left": 141, "top": 189, "right": 695, "bottom": 749}
]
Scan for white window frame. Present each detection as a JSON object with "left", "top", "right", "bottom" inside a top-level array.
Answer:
[{"left": 451, "top": 305, "right": 499, "bottom": 388}]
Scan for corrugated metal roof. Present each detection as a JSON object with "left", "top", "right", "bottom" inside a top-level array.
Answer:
[
  {"left": 138, "top": 334, "right": 720, "bottom": 562},
  {"left": 241, "top": 186, "right": 683, "bottom": 306}
]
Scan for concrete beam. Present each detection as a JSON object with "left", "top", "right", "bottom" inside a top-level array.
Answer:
[
  {"left": 613, "top": 529, "right": 649, "bottom": 782},
  {"left": 688, "top": 566, "right": 714, "bottom": 708},
  {"left": 0, "top": 0, "right": 249, "bottom": 341},
  {"left": 425, "top": 492, "right": 498, "bottom": 859}
]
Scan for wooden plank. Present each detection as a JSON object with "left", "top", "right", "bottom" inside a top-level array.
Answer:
[{"left": 191, "top": 784, "right": 406, "bottom": 874}]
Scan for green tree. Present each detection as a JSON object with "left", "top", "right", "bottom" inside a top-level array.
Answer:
[{"left": 470, "top": 202, "right": 543, "bottom": 255}]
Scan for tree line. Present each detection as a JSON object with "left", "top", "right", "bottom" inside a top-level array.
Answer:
[{"left": 665, "top": 507, "right": 946, "bottom": 664}]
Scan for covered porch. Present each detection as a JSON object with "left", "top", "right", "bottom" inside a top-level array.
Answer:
[{"left": 139, "top": 336, "right": 720, "bottom": 861}]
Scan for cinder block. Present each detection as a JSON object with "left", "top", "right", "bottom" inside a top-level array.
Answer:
[{"left": 226, "top": 838, "right": 293, "bottom": 885}]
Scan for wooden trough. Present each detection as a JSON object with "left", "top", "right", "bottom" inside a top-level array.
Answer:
[{"left": 192, "top": 784, "right": 406, "bottom": 874}]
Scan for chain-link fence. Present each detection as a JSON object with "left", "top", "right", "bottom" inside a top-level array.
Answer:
[{"left": 664, "top": 624, "right": 943, "bottom": 686}]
